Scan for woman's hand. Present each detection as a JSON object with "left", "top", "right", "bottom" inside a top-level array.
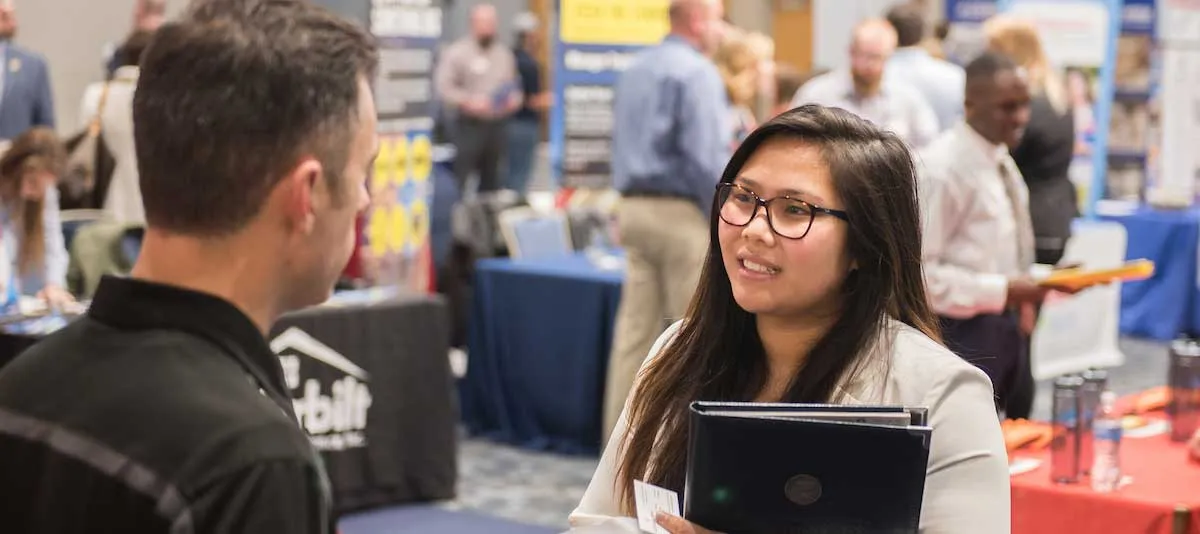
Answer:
[
  {"left": 656, "top": 512, "right": 722, "bottom": 534},
  {"left": 38, "top": 285, "right": 76, "bottom": 310}
]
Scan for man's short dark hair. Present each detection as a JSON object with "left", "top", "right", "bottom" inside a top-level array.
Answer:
[
  {"left": 965, "top": 50, "right": 1019, "bottom": 88},
  {"left": 134, "top": 0, "right": 378, "bottom": 236},
  {"left": 116, "top": 30, "right": 154, "bottom": 68},
  {"left": 885, "top": 3, "right": 926, "bottom": 48}
]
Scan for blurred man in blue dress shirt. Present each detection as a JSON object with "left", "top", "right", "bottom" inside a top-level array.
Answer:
[{"left": 602, "top": 0, "right": 731, "bottom": 438}]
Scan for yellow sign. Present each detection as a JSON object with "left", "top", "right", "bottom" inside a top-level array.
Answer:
[
  {"left": 372, "top": 139, "right": 393, "bottom": 193},
  {"left": 560, "top": 0, "right": 669, "bottom": 46},
  {"left": 391, "top": 136, "right": 410, "bottom": 187},
  {"left": 388, "top": 204, "right": 410, "bottom": 254},
  {"left": 409, "top": 199, "right": 429, "bottom": 248},
  {"left": 410, "top": 134, "right": 433, "bottom": 182},
  {"left": 367, "top": 206, "right": 391, "bottom": 258}
]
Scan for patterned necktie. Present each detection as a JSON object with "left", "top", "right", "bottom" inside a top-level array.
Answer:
[{"left": 997, "top": 159, "right": 1035, "bottom": 269}]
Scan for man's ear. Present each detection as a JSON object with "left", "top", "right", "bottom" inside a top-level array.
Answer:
[{"left": 280, "top": 158, "right": 324, "bottom": 234}]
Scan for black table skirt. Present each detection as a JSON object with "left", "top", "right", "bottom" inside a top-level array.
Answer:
[
  {"left": 0, "top": 292, "right": 458, "bottom": 517},
  {"left": 270, "top": 293, "right": 458, "bottom": 515}
]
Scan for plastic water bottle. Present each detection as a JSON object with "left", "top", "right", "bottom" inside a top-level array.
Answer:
[{"left": 1091, "top": 390, "right": 1123, "bottom": 492}]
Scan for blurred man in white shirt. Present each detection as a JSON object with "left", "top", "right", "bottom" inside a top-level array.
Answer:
[
  {"left": 919, "top": 52, "right": 1070, "bottom": 416},
  {"left": 792, "top": 19, "right": 938, "bottom": 148}
]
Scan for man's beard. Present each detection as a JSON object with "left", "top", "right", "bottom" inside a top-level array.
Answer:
[
  {"left": 477, "top": 35, "right": 494, "bottom": 49},
  {"left": 851, "top": 72, "right": 881, "bottom": 96}
]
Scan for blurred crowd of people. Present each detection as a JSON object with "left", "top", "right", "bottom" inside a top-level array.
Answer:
[
  {"left": 600, "top": 0, "right": 1084, "bottom": 439},
  {"left": 0, "top": 0, "right": 162, "bottom": 310}
]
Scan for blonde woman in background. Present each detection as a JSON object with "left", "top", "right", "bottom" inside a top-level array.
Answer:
[
  {"left": 714, "top": 32, "right": 773, "bottom": 143},
  {"left": 983, "top": 15, "right": 1077, "bottom": 420},
  {"left": 744, "top": 32, "right": 777, "bottom": 122}
]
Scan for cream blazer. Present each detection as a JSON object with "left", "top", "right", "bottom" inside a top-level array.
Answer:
[{"left": 569, "top": 319, "right": 1011, "bottom": 533}]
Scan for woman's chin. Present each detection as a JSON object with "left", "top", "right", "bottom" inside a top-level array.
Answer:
[{"left": 732, "top": 291, "right": 776, "bottom": 316}]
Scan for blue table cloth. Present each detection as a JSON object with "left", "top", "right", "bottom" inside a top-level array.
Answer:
[
  {"left": 1099, "top": 207, "right": 1200, "bottom": 341},
  {"left": 461, "top": 253, "right": 623, "bottom": 454}
]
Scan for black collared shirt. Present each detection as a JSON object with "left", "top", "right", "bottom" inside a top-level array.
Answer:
[{"left": 0, "top": 276, "right": 334, "bottom": 534}]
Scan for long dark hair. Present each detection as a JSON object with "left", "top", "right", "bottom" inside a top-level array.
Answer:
[{"left": 615, "top": 105, "right": 941, "bottom": 513}]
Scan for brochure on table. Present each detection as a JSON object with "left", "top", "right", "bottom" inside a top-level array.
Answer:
[{"left": 549, "top": 0, "right": 669, "bottom": 190}]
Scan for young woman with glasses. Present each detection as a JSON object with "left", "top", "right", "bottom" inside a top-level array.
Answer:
[{"left": 569, "top": 105, "right": 1009, "bottom": 534}]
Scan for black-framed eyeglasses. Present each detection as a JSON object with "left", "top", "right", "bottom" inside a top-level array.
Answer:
[{"left": 715, "top": 182, "right": 850, "bottom": 240}]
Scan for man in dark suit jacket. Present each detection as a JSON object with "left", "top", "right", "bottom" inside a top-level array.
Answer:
[{"left": 0, "top": 0, "right": 55, "bottom": 141}]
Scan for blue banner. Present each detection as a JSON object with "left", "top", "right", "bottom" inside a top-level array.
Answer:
[{"left": 549, "top": 0, "right": 669, "bottom": 189}]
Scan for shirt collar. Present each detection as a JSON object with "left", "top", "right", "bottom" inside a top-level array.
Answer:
[
  {"left": 663, "top": 33, "right": 700, "bottom": 52},
  {"left": 958, "top": 120, "right": 1009, "bottom": 166},
  {"left": 112, "top": 65, "right": 140, "bottom": 82},
  {"left": 891, "top": 47, "right": 930, "bottom": 61},
  {"left": 87, "top": 276, "right": 293, "bottom": 413},
  {"left": 838, "top": 69, "right": 890, "bottom": 101}
]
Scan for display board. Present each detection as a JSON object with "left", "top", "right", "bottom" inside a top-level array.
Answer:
[
  {"left": 549, "top": 0, "right": 670, "bottom": 189},
  {"left": 1149, "top": 0, "right": 1200, "bottom": 206},
  {"left": 363, "top": 0, "right": 442, "bottom": 291},
  {"left": 1105, "top": 0, "right": 1157, "bottom": 202},
  {"left": 943, "top": 0, "right": 1001, "bottom": 66}
]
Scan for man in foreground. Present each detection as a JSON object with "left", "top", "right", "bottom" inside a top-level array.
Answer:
[{"left": 0, "top": 0, "right": 377, "bottom": 532}]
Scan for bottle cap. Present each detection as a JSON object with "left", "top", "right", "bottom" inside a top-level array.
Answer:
[
  {"left": 1100, "top": 390, "right": 1118, "bottom": 405},
  {"left": 1082, "top": 368, "right": 1109, "bottom": 382},
  {"left": 1054, "top": 374, "right": 1085, "bottom": 388},
  {"left": 1172, "top": 339, "right": 1200, "bottom": 357}
]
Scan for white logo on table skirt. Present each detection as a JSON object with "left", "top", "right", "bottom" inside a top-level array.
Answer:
[{"left": 271, "top": 327, "right": 373, "bottom": 452}]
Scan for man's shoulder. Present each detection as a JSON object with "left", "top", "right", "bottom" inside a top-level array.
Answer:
[
  {"left": 7, "top": 44, "right": 48, "bottom": 67},
  {"left": 634, "top": 41, "right": 714, "bottom": 77},
  {"left": 0, "top": 318, "right": 306, "bottom": 467},
  {"left": 794, "top": 70, "right": 844, "bottom": 102},
  {"left": 442, "top": 37, "right": 474, "bottom": 58},
  {"left": 917, "top": 129, "right": 966, "bottom": 167}
]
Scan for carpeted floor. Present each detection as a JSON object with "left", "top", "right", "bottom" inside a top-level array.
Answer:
[{"left": 342, "top": 336, "right": 1170, "bottom": 534}]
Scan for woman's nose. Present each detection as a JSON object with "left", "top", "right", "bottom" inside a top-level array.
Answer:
[{"left": 741, "top": 209, "right": 775, "bottom": 243}]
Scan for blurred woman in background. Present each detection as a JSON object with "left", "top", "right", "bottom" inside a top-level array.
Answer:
[
  {"left": 81, "top": 30, "right": 154, "bottom": 225},
  {"left": 714, "top": 33, "right": 762, "bottom": 143},
  {"left": 0, "top": 128, "right": 73, "bottom": 307},
  {"left": 984, "top": 16, "right": 1076, "bottom": 420}
]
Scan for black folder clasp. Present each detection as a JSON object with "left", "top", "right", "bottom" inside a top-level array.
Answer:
[{"left": 783, "top": 474, "right": 822, "bottom": 506}]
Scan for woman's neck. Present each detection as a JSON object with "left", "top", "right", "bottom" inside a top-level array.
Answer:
[{"left": 754, "top": 313, "right": 837, "bottom": 402}]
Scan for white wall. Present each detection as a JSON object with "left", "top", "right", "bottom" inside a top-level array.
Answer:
[{"left": 13, "top": 0, "right": 189, "bottom": 135}]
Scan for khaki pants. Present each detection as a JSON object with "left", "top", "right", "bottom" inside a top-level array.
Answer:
[{"left": 602, "top": 197, "right": 709, "bottom": 440}]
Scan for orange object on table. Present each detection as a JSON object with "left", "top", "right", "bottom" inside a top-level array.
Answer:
[
  {"left": 1003, "top": 419, "right": 1053, "bottom": 453},
  {"left": 1010, "top": 421, "right": 1200, "bottom": 533}
]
